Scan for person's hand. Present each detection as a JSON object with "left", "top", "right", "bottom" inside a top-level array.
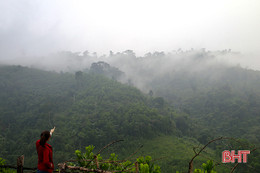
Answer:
[{"left": 50, "top": 127, "right": 55, "bottom": 135}]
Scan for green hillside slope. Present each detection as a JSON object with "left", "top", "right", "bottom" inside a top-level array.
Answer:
[
  {"left": 148, "top": 66, "right": 260, "bottom": 144},
  {"left": 0, "top": 65, "right": 175, "bottom": 168},
  {"left": 0, "top": 65, "right": 259, "bottom": 172}
]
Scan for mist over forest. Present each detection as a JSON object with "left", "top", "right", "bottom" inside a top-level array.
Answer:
[
  {"left": 1, "top": 48, "right": 260, "bottom": 172},
  {"left": 1, "top": 0, "right": 260, "bottom": 172},
  {"left": 0, "top": 48, "right": 250, "bottom": 90}
]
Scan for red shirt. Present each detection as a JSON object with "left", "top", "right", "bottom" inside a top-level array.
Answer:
[{"left": 36, "top": 139, "right": 54, "bottom": 173}]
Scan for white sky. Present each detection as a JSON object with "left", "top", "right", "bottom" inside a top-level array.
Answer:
[{"left": 0, "top": 0, "right": 260, "bottom": 57}]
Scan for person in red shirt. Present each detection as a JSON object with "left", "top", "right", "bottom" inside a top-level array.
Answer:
[{"left": 36, "top": 127, "right": 55, "bottom": 173}]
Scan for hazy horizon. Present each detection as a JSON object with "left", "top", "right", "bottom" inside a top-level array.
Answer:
[{"left": 1, "top": 0, "right": 260, "bottom": 70}]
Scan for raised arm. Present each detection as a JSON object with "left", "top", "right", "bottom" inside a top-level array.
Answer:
[{"left": 50, "top": 127, "right": 55, "bottom": 136}]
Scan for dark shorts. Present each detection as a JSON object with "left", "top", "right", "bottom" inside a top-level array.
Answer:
[{"left": 37, "top": 170, "right": 49, "bottom": 173}]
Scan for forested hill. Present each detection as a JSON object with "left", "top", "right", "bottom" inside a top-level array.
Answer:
[
  {"left": 147, "top": 66, "right": 260, "bottom": 144},
  {"left": 94, "top": 50, "right": 260, "bottom": 144},
  {"left": 1, "top": 64, "right": 260, "bottom": 172},
  {"left": 0, "top": 65, "right": 175, "bottom": 167}
]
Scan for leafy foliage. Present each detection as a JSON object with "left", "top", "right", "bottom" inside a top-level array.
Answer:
[
  {"left": 73, "top": 145, "right": 161, "bottom": 173},
  {"left": 193, "top": 160, "right": 216, "bottom": 173},
  {"left": 0, "top": 157, "right": 15, "bottom": 173}
]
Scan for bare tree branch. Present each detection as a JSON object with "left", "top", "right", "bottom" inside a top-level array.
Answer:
[
  {"left": 97, "top": 140, "right": 124, "bottom": 155},
  {"left": 188, "top": 137, "right": 257, "bottom": 173},
  {"left": 188, "top": 137, "right": 224, "bottom": 173},
  {"left": 230, "top": 148, "right": 257, "bottom": 173},
  {"left": 124, "top": 145, "right": 143, "bottom": 161}
]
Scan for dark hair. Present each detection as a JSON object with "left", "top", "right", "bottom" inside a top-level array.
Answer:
[{"left": 40, "top": 131, "right": 50, "bottom": 147}]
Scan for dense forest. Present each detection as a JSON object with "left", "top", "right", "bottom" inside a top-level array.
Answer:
[
  {"left": 1, "top": 50, "right": 260, "bottom": 172},
  {"left": 0, "top": 65, "right": 177, "bottom": 172}
]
